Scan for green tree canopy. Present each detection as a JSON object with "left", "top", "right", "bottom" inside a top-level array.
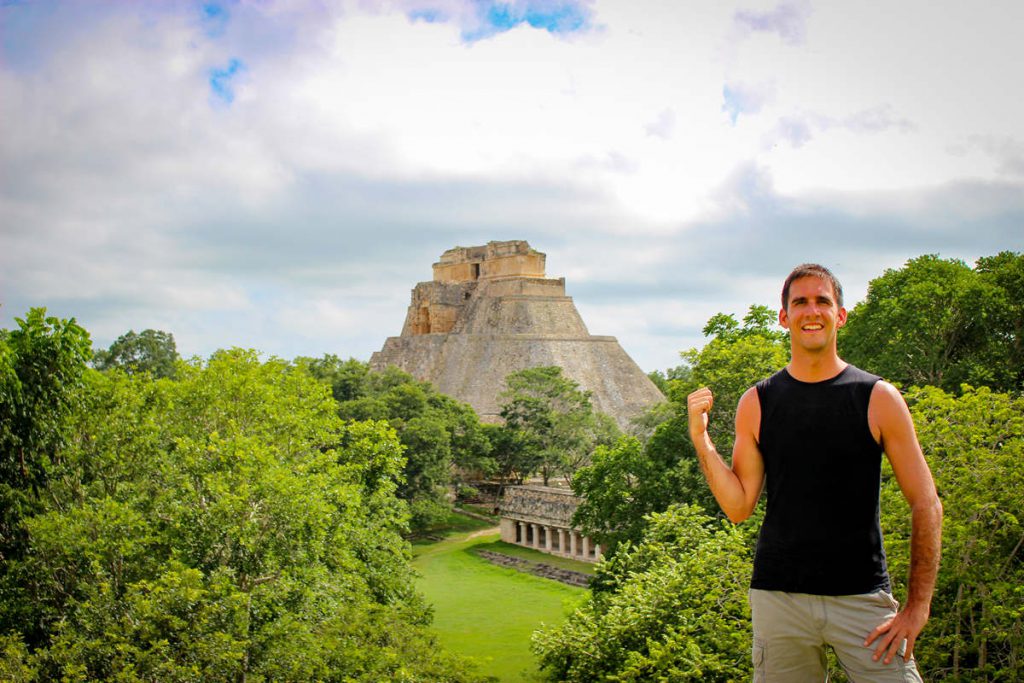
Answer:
[
  {"left": 882, "top": 385, "right": 1024, "bottom": 681},
  {"left": 301, "top": 353, "right": 371, "bottom": 402},
  {"left": 571, "top": 426, "right": 709, "bottom": 553},
  {"left": 841, "top": 253, "right": 1021, "bottom": 392},
  {"left": 573, "top": 306, "right": 783, "bottom": 553},
  {"left": 0, "top": 309, "right": 91, "bottom": 579},
  {"left": 672, "top": 305, "right": 789, "bottom": 459},
  {"left": 0, "top": 343, "right": 486, "bottom": 681},
  {"left": 499, "top": 366, "right": 618, "bottom": 486},
  {"left": 305, "top": 359, "right": 493, "bottom": 533},
  {"left": 532, "top": 504, "right": 753, "bottom": 682},
  {"left": 481, "top": 420, "right": 541, "bottom": 488},
  {"left": 976, "top": 250, "right": 1024, "bottom": 391},
  {"left": 92, "top": 328, "right": 179, "bottom": 378}
]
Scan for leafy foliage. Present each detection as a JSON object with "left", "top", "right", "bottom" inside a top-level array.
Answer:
[
  {"left": 671, "top": 305, "right": 789, "bottom": 456},
  {"left": 499, "top": 366, "right": 619, "bottom": 486},
  {"left": 0, "top": 308, "right": 92, "bottom": 634},
  {"left": 883, "top": 386, "right": 1024, "bottom": 682},
  {"left": 304, "top": 358, "right": 493, "bottom": 534},
  {"left": 92, "top": 328, "right": 179, "bottom": 378},
  {"left": 841, "top": 253, "right": 1022, "bottom": 393},
  {"left": 571, "top": 420, "right": 712, "bottom": 553},
  {"left": 0, "top": 309, "right": 92, "bottom": 497},
  {"left": 302, "top": 353, "right": 371, "bottom": 402},
  {"left": 976, "top": 251, "right": 1024, "bottom": 391},
  {"left": 532, "top": 504, "right": 753, "bottom": 682},
  {"left": 572, "top": 307, "right": 783, "bottom": 552},
  {"left": 0, "top": 335, "right": 486, "bottom": 682}
]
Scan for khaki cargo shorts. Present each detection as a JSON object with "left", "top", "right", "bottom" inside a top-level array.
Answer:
[{"left": 750, "top": 589, "right": 924, "bottom": 682}]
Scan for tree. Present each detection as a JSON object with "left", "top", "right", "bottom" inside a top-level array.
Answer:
[
  {"left": 647, "top": 365, "right": 692, "bottom": 397},
  {"left": 701, "top": 304, "right": 786, "bottom": 344},
  {"left": 0, "top": 309, "right": 92, "bottom": 498},
  {"left": 647, "top": 369, "right": 670, "bottom": 395},
  {"left": 324, "top": 362, "right": 493, "bottom": 534},
  {"left": 92, "top": 328, "right": 178, "bottom": 378},
  {"left": 1, "top": 347, "right": 488, "bottom": 681},
  {"left": 841, "top": 254, "right": 1014, "bottom": 392},
  {"left": 300, "top": 353, "right": 371, "bottom": 402},
  {"left": 499, "top": 366, "right": 618, "bottom": 486},
  {"left": 532, "top": 504, "right": 753, "bottom": 682},
  {"left": 882, "top": 385, "right": 1024, "bottom": 681},
  {"left": 573, "top": 401, "right": 727, "bottom": 553},
  {"left": 671, "top": 306, "right": 789, "bottom": 457},
  {"left": 0, "top": 309, "right": 91, "bottom": 644},
  {"left": 481, "top": 422, "right": 540, "bottom": 487},
  {"left": 976, "top": 251, "right": 1024, "bottom": 391},
  {"left": 570, "top": 422, "right": 701, "bottom": 553},
  {"left": 572, "top": 307, "right": 784, "bottom": 554}
]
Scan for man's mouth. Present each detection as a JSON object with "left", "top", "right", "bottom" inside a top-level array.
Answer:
[{"left": 802, "top": 323, "right": 824, "bottom": 331}]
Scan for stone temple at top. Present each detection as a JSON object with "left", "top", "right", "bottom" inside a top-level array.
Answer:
[{"left": 369, "top": 240, "right": 664, "bottom": 427}]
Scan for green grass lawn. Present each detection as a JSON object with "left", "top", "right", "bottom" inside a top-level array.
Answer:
[
  {"left": 411, "top": 510, "right": 496, "bottom": 546},
  {"left": 414, "top": 527, "right": 587, "bottom": 682}
]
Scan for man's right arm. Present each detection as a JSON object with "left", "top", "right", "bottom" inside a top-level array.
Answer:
[{"left": 687, "top": 386, "right": 765, "bottom": 523}]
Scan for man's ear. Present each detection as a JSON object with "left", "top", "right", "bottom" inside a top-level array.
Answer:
[
  {"left": 837, "top": 307, "right": 848, "bottom": 328},
  {"left": 779, "top": 307, "right": 789, "bottom": 328}
]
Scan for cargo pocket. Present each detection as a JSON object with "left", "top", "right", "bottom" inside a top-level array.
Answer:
[
  {"left": 752, "top": 637, "right": 766, "bottom": 683},
  {"left": 868, "top": 589, "right": 899, "bottom": 611}
]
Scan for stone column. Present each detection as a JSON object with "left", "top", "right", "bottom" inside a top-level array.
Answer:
[
  {"left": 545, "top": 526, "right": 553, "bottom": 551},
  {"left": 557, "top": 528, "right": 566, "bottom": 554},
  {"left": 582, "top": 535, "right": 590, "bottom": 559},
  {"left": 517, "top": 521, "right": 525, "bottom": 545},
  {"left": 530, "top": 524, "right": 539, "bottom": 548},
  {"left": 569, "top": 531, "right": 577, "bottom": 557},
  {"left": 594, "top": 542, "right": 602, "bottom": 560}
]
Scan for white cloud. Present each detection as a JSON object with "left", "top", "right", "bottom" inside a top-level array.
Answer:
[
  {"left": 1, "top": 0, "right": 1021, "bottom": 373},
  {"left": 732, "top": 1, "right": 812, "bottom": 45}
]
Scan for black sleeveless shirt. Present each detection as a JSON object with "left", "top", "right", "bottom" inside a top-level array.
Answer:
[{"left": 751, "top": 365, "right": 890, "bottom": 595}]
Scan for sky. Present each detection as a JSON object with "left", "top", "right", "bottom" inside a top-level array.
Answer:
[{"left": 2, "top": 0, "right": 1022, "bottom": 373}]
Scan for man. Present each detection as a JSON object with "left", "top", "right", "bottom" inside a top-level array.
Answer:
[{"left": 687, "top": 263, "right": 942, "bottom": 682}]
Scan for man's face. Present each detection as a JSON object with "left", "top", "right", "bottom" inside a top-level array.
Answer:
[{"left": 779, "top": 275, "right": 847, "bottom": 352}]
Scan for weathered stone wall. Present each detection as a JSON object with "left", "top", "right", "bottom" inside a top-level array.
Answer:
[
  {"left": 500, "top": 485, "right": 579, "bottom": 527},
  {"left": 433, "top": 240, "right": 546, "bottom": 283},
  {"left": 400, "top": 281, "right": 477, "bottom": 335}
]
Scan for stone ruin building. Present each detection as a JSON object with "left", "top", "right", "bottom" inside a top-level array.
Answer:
[
  {"left": 499, "top": 485, "right": 602, "bottom": 562},
  {"left": 369, "top": 240, "right": 664, "bottom": 427}
]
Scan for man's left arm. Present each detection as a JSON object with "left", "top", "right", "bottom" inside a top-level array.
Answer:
[{"left": 864, "top": 380, "right": 943, "bottom": 665}]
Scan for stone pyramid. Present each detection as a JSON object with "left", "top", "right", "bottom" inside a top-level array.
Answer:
[{"left": 369, "top": 240, "right": 664, "bottom": 427}]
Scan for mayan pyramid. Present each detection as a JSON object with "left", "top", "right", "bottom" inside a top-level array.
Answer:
[{"left": 369, "top": 240, "right": 664, "bottom": 426}]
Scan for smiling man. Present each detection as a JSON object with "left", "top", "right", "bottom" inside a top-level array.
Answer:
[{"left": 687, "top": 263, "right": 942, "bottom": 682}]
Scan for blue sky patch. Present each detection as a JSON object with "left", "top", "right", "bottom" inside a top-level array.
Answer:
[
  {"left": 408, "top": 8, "right": 448, "bottom": 24},
  {"left": 722, "top": 85, "right": 743, "bottom": 124},
  {"left": 209, "top": 58, "right": 245, "bottom": 105},
  {"left": 521, "top": 4, "right": 586, "bottom": 32},
  {"left": 200, "top": 1, "right": 230, "bottom": 37},
  {"left": 721, "top": 83, "right": 769, "bottom": 125},
  {"left": 462, "top": 1, "right": 591, "bottom": 42}
]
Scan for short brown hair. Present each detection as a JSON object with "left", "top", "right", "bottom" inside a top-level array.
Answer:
[{"left": 781, "top": 263, "right": 844, "bottom": 309}]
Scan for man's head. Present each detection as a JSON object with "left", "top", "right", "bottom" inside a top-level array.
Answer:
[{"left": 781, "top": 263, "right": 843, "bottom": 311}]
